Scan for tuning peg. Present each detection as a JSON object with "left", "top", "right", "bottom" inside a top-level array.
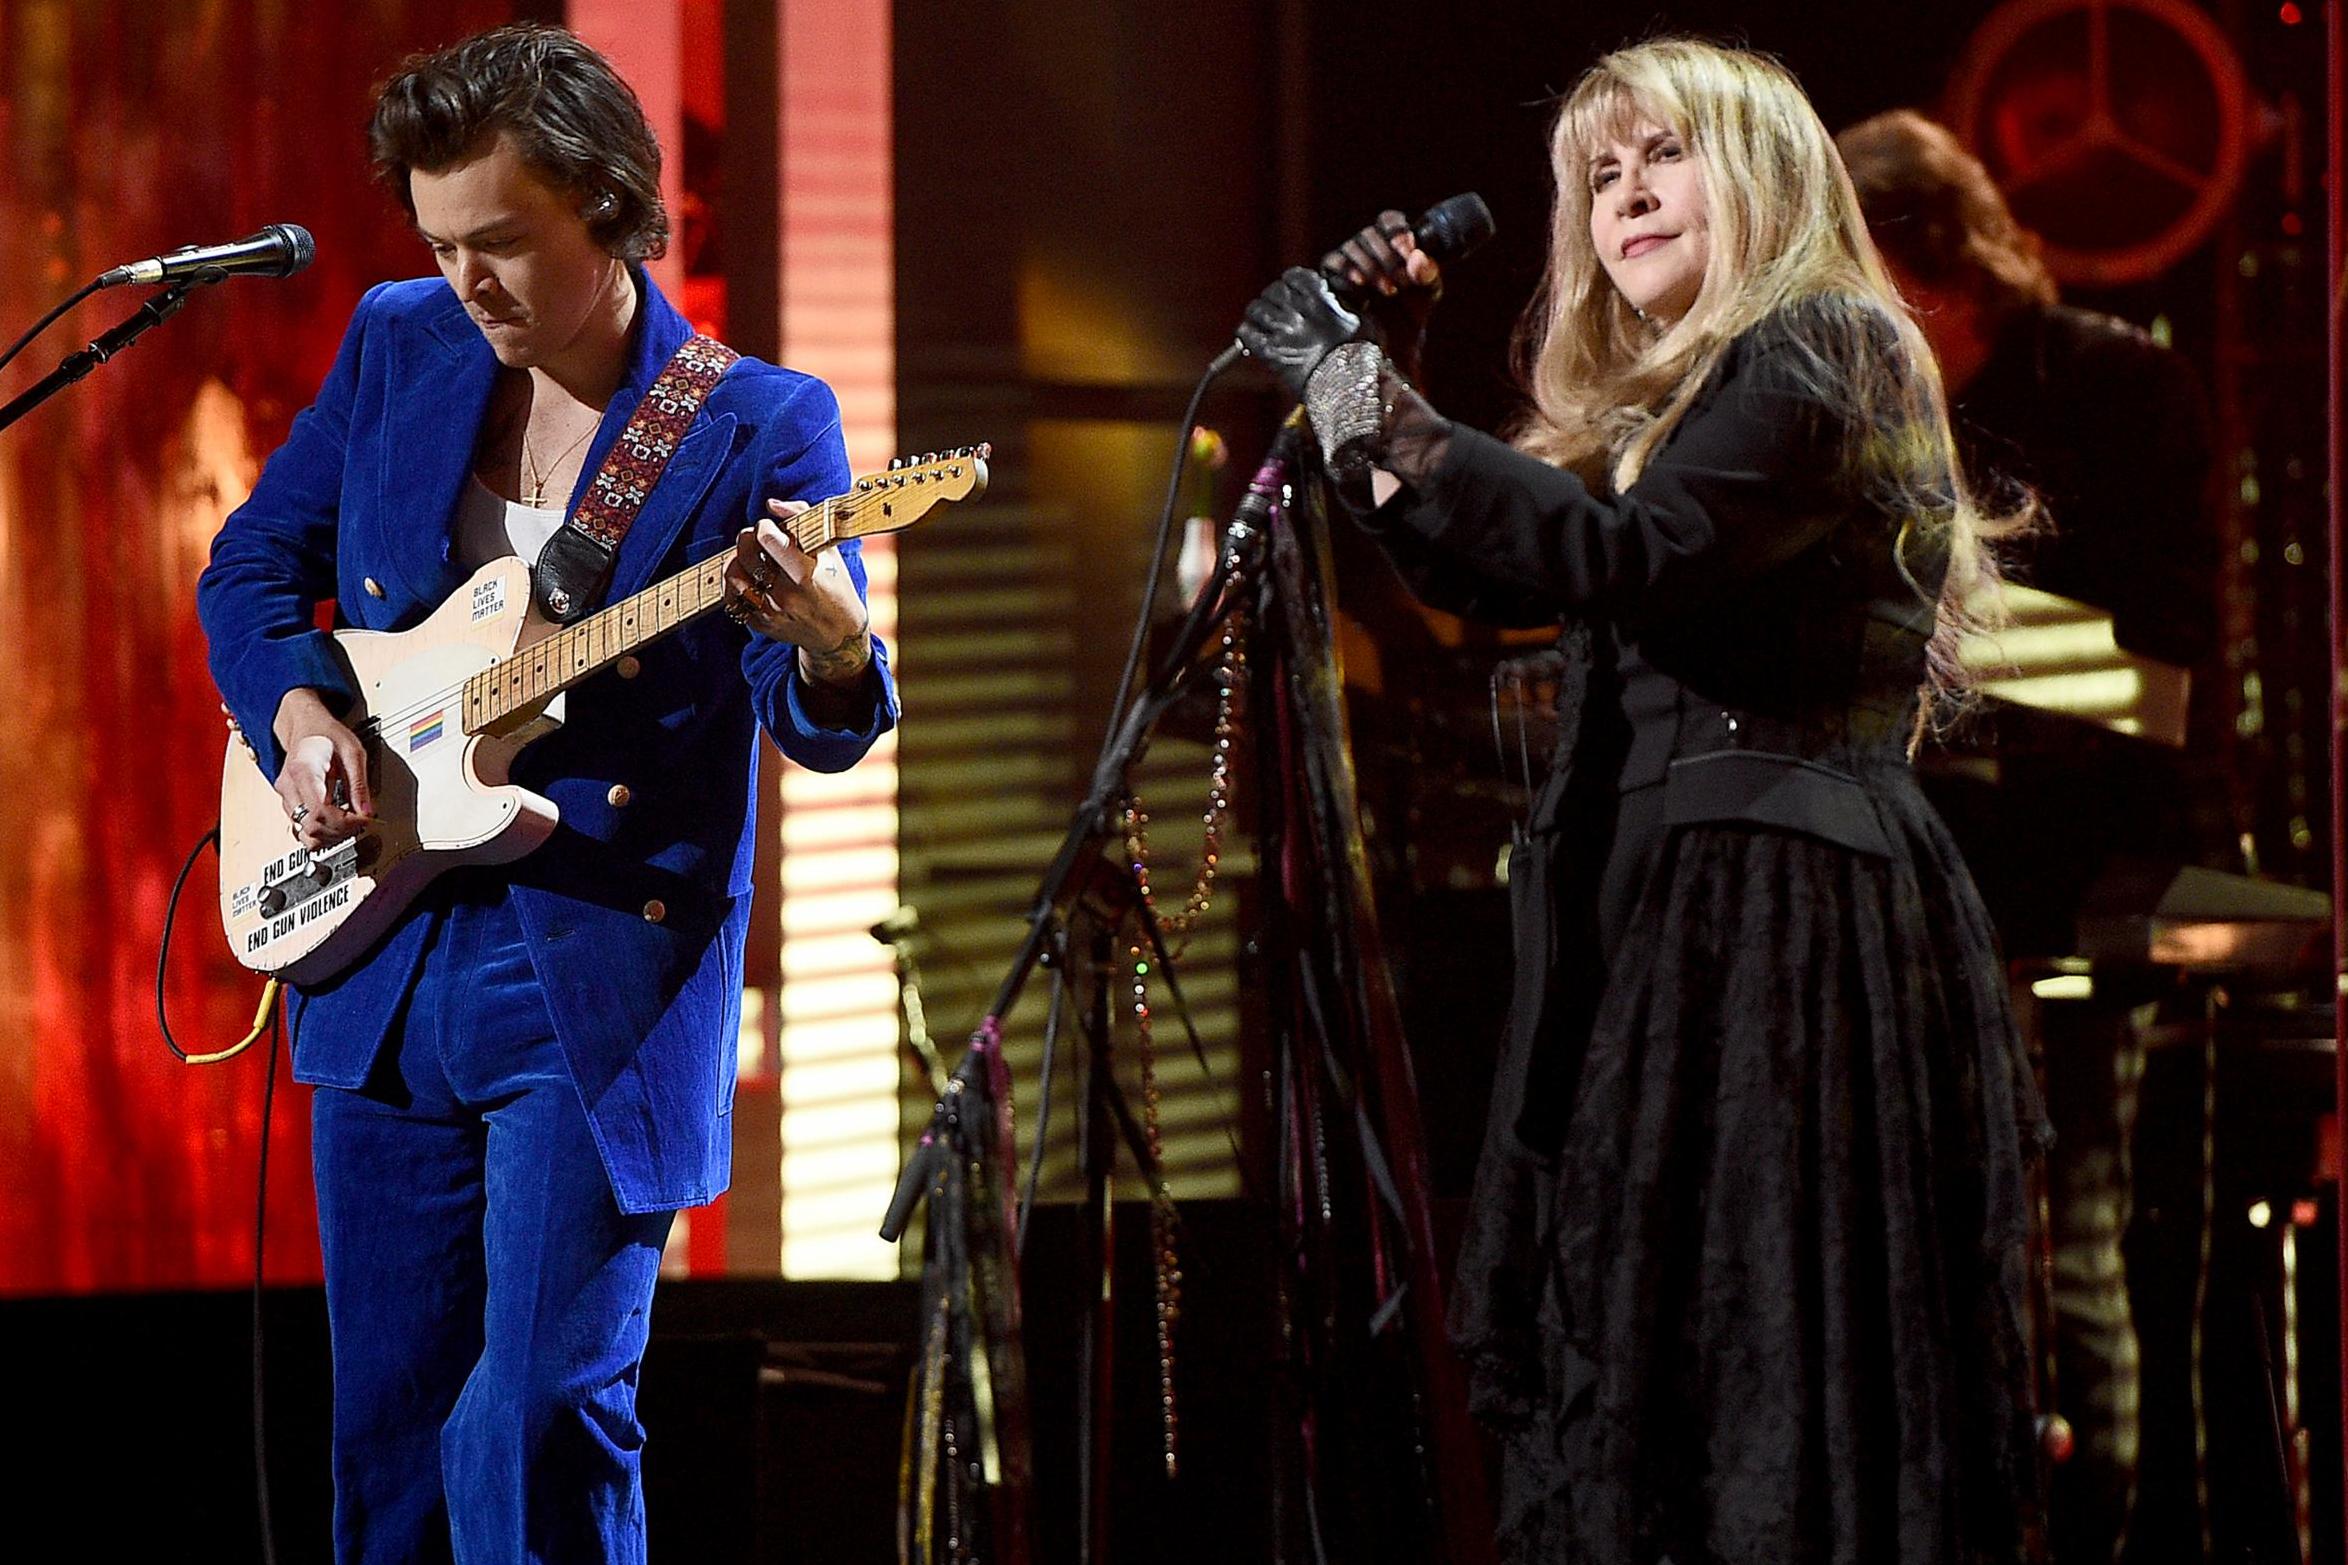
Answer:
[
  {"left": 889, "top": 456, "right": 903, "bottom": 470},
  {"left": 858, "top": 477, "right": 875, "bottom": 492},
  {"left": 977, "top": 442, "right": 992, "bottom": 459}
]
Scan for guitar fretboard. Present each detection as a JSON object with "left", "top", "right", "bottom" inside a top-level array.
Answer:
[
  {"left": 462, "top": 505, "right": 830, "bottom": 732},
  {"left": 461, "top": 556, "right": 715, "bottom": 731},
  {"left": 458, "top": 448, "right": 980, "bottom": 732}
]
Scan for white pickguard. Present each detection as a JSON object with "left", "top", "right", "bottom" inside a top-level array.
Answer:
[{"left": 218, "top": 557, "right": 564, "bottom": 982}]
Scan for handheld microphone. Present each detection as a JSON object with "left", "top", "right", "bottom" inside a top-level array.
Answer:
[
  {"left": 1213, "top": 192, "right": 1495, "bottom": 374},
  {"left": 1394, "top": 192, "right": 1497, "bottom": 276},
  {"left": 95, "top": 224, "right": 316, "bottom": 289}
]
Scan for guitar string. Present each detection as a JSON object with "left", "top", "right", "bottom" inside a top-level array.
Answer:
[
  {"left": 349, "top": 556, "right": 737, "bottom": 743},
  {"left": 343, "top": 503, "right": 852, "bottom": 742},
  {"left": 338, "top": 460, "right": 968, "bottom": 742}
]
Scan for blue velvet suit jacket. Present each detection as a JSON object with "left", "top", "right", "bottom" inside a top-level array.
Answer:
[{"left": 198, "top": 271, "right": 898, "bottom": 1213}]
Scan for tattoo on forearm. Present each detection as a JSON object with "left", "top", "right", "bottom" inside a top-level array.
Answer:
[{"left": 799, "top": 623, "right": 872, "bottom": 686}]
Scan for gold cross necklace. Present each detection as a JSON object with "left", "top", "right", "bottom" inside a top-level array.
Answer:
[{"left": 518, "top": 411, "right": 599, "bottom": 509}]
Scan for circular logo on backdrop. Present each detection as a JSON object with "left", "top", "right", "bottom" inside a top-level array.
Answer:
[{"left": 1946, "top": 0, "right": 2252, "bottom": 285}]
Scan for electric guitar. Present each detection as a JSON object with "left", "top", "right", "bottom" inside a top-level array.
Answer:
[{"left": 218, "top": 446, "right": 987, "bottom": 982}]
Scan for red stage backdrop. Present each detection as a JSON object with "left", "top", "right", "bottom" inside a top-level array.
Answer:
[{"left": 0, "top": 0, "right": 514, "bottom": 1295}]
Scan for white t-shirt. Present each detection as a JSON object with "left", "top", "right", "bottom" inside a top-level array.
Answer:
[{"left": 453, "top": 473, "right": 567, "bottom": 571}]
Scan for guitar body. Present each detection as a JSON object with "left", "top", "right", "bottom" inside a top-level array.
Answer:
[
  {"left": 216, "top": 445, "right": 986, "bottom": 982},
  {"left": 218, "top": 556, "right": 563, "bottom": 983}
]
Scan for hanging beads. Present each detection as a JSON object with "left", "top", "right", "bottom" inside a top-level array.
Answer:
[
  {"left": 1127, "top": 612, "right": 1248, "bottom": 954},
  {"left": 1115, "top": 591, "right": 1248, "bottom": 1483},
  {"left": 1127, "top": 929, "right": 1182, "bottom": 1478}
]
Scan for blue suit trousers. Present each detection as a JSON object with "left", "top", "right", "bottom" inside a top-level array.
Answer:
[{"left": 311, "top": 886, "right": 676, "bottom": 1564}]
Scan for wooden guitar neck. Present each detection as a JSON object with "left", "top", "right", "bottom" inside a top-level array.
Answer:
[{"left": 460, "top": 445, "right": 987, "bottom": 732}]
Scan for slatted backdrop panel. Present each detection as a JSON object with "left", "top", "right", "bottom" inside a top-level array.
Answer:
[
  {"left": 574, "top": 0, "right": 904, "bottom": 1279},
  {"left": 770, "top": 0, "right": 904, "bottom": 1278},
  {"left": 887, "top": 0, "right": 1275, "bottom": 1246},
  {"left": 895, "top": 422, "right": 1248, "bottom": 1229}
]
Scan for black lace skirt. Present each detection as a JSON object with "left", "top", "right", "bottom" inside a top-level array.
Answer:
[{"left": 1449, "top": 767, "right": 2044, "bottom": 1564}]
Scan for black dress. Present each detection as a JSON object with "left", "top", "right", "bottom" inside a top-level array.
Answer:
[{"left": 1359, "top": 299, "right": 2044, "bottom": 1563}]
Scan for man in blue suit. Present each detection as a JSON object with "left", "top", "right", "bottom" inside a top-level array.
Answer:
[{"left": 196, "top": 25, "right": 896, "bottom": 1562}]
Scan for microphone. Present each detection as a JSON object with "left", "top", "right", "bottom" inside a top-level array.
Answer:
[
  {"left": 869, "top": 905, "right": 922, "bottom": 945},
  {"left": 1398, "top": 192, "right": 1497, "bottom": 274},
  {"left": 95, "top": 224, "right": 316, "bottom": 289},
  {"left": 1213, "top": 192, "right": 1495, "bottom": 374}
]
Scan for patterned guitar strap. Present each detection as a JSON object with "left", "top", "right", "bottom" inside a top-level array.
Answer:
[{"left": 532, "top": 332, "right": 742, "bottom": 624}]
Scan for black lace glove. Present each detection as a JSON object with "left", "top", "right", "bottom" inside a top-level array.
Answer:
[
  {"left": 1237, "top": 266, "right": 1363, "bottom": 399},
  {"left": 1321, "top": 210, "right": 1441, "bottom": 381}
]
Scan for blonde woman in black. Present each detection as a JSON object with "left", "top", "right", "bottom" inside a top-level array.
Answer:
[{"left": 1241, "top": 37, "right": 2041, "bottom": 1564}]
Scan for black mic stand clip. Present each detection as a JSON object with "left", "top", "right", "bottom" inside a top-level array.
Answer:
[{"left": 0, "top": 268, "right": 226, "bottom": 435}]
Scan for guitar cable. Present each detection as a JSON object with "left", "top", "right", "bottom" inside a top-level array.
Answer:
[
  {"left": 158, "top": 821, "right": 286, "bottom": 1565},
  {"left": 159, "top": 826, "right": 281, "bottom": 1065}
]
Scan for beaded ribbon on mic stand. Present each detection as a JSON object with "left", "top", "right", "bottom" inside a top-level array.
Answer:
[{"left": 1118, "top": 603, "right": 1247, "bottom": 1480}]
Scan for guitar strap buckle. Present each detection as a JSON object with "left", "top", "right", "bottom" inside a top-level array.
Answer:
[
  {"left": 531, "top": 332, "right": 742, "bottom": 625},
  {"left": 532, "top": 527, "right": 614, "bottom": 624}
]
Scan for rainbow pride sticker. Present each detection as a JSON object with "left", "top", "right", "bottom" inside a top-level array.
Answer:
[{"left": 409, "top": 711, "right": 445, "bottom": 752}]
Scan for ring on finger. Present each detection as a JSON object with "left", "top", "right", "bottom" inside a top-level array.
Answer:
[{"left": 291, "top": 804, "right": 310, "bottom": 825}]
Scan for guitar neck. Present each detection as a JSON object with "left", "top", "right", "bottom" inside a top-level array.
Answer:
[
  {"left": 461, "top": 552, "right": 726, "bottom": 732},
  {"left": 459, "top": 445, "right": 985, "bottom": 732}
]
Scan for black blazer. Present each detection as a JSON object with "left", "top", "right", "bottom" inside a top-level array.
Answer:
[{"left": 1359, "top": 298, "right": 1943, "bottom": 862}]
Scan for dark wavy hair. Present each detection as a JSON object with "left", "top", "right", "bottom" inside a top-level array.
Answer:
[
  {"left": 368, "top": 23, "right": 668, "bottom": 261},
  {"left": 1836, "top": 110, "right": 2055, "bottom": 320}
]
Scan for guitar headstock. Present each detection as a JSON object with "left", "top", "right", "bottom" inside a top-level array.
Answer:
[{"left": 796, "top": 444, "right": 991, "bottom": 549}]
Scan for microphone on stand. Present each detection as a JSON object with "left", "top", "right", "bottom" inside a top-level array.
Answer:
[
  {"left": 95, "top": 224, "right": 316, "bottom": 289},
  {"left": 1210, "top": 192, "right": 1495, "bottom": 374},
  {"left": 869, "top": 905, "right": 922, "bottom": 946}
]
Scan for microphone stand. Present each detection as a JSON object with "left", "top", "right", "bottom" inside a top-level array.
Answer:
[
  {"left": 0, "top": 271, "right": 222, "bottom": 435},
  {"left": 882, "top": 433, "right": 1286, "bottom": 1565},
  {"left": 1247, "top": 447, "right": 1495, "bottom": 1565},
  {"left": 880, "top": 436, "right": 1284, "bottom": 1245}
]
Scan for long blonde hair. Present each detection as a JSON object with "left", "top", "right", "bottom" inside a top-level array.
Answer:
[{"left": 1514, "top": 38, "right": 2004, "bottom": 709}]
